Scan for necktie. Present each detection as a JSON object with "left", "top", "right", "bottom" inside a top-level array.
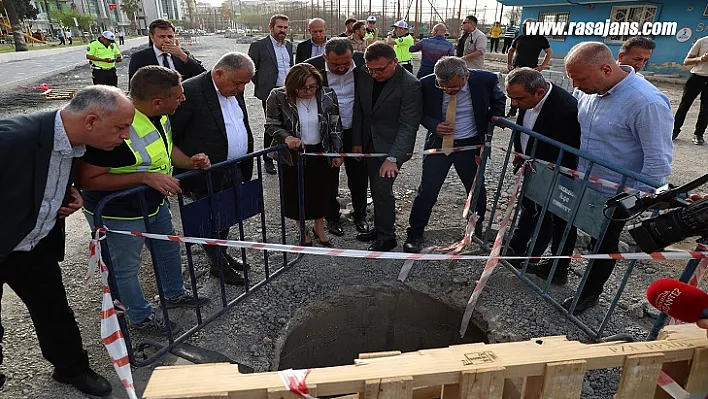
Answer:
[
  {"left": 162, "top": 53, "right": 171, "bottom": 69},
  {"left": 443, "top": 94, "right": 456, "bottom": 155}
]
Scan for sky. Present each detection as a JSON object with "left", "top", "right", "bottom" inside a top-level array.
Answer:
[{"left": 201, "top": 0, "right": 515, "bottom": 26}]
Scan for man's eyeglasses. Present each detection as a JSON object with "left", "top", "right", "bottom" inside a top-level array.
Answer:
[
  {"left": 297, "top": 84, "right": 319, "bottom": 93},
  {"left": 435, "top": 79, "right": 466, "bottom": 92},
  {"left": 365, "top": 60, "right": 393, "bottom": 75}
]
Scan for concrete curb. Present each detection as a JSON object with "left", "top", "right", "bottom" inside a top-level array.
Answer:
[{"left": 0, "top": 36, "right": 147, "bottom": 63}]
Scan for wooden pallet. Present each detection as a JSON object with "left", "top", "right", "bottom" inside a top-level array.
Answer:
[
  {"left": 40, "top": 89, "right": 76, "bottom": 100},
  {"left": 142, "top": 324, "right": 708, "bottom": 399}
]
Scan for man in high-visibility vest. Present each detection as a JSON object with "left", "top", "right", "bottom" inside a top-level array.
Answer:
[
  {"left": 387, "top": 20, "right": 414, "bottom": 74},
  {"left": 364, "top": 16, "right": 378, "bottom": 45},
  {"left": 86, "top": 31, "right": 122, "bottom": 86},
  {"left": 77, "top": 66, "right": 211, "bottom": 335}
]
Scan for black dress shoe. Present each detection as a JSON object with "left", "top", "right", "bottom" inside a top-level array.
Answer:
[
  {"left": 693, "top": 135, "right": 705, "bottom": 145},
  {"left": 210, "top": 267, "right": 245, "bottom": 285},
  {"left": 327, "top": 220, "right": 345, "bottom": 237},
  {"left": 525, "top": 261, "right": 568, "bottom": 286},
  {"left": 224, "top": 253, "right": 245, "bottom": 271},
  {"left": 561, "top": 294, "right": 600, "bottom": 315},
  {"left": 264, "top": 161, "right": 277, "bottom": 175},
  {"left": 403, "top": 236, "right": 424, "bottom": 253},
  {"left": 356, "top": 230, "right": 378, "bottom": 242},
  {"left": 354, "top": 218, "right": 370, "bottom": 234},
  {"left": 369, "top": 239, "right": 397, "bottom": 252},
  {"left": 52, "top": 368, "right": 112, "bottom": 397}
]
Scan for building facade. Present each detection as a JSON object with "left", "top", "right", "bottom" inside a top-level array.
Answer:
[{"left": 499, "top": 0, "right": 703, "bottom": 75}]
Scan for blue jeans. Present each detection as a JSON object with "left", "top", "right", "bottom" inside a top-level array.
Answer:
[
  {"left": 86, "top": 202, "right": 185, "bottom": 323},
  {"left": 407, "top": 137, "right": 487, "bottom": 238}
]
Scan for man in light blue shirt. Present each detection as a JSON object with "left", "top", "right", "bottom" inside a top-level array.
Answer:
[{"left": 563, "top": 42, "right": 673, "bottom": 314}]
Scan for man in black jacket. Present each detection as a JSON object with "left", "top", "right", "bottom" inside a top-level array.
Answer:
[
  {"left": 128, "top": 19, "right": 206, "bottom": 83},
  {"left": 503, "top": 67, "right": 581, "bottom": 285},
  {"left": 295, "top": 18, "right": 327, "bottom": 64},
  {"left": 170, "top": 52, "right": 255, "bottom": 285},
  {"left": 305, "top": 38, "right": 370, "bottom": 236},
  {"left": 248, "top": 14, "right": 293, "bottom": 175},
  {"left": 0, "top": 85, "right": 135, "bottom": 397}
]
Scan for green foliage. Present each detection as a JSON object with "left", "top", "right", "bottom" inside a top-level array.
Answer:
[
  {"left": 119, "top": 0, "right": 139, "bottom": 25},
  {"left": 50, "top": 8, "right": 94, "bottom": 29},
  {"left": 0, "top": 0, "right": 39, "bottom": 21}
]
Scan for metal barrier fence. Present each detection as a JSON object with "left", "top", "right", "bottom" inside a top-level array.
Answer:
[
  {"left": 471, "top": 119, "right": 667, "bottom": 342},
  {"left": 93, "top": 145, "right": 293, "bottom": 367}
]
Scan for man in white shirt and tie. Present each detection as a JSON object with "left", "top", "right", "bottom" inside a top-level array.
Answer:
[
  {"left": 129, "top": 19, "right": 206, "bottom": 84},
  {"left": 171, "top": 52, "right": 256, "bottom": 286},
  {"left": 249, "top": 14, "right": 294, "bottom": 174},
  {"left": 305, "top": 37, "right": 371, "bottom": 236}
]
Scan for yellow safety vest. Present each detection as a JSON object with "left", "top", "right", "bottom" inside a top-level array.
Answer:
[
  {"left": 393, "top": 34, "right": 414, "bottom": 62},
  {"left": 110, "top": 109, "right": 173, "bottom": 176},
  {"left": 364, "top": 30, "right": 376, "bottom": 41},
  {"left": 86, "top": 39, "right": 121, "bottom": 69}
]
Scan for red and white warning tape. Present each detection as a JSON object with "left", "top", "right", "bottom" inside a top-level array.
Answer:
[
  {"left": 278, "top": 369, "right": 317, "bottom": 398},
  {"left": 87, "top": 234, "right": 138, "bottom": 399},
  {"left": 459, "top": 162, "right": 529, "bottom": 337}
]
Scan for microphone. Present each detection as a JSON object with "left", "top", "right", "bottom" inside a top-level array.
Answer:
[{"left": 646, "top": 279, "right": 708, "bottom": 322}]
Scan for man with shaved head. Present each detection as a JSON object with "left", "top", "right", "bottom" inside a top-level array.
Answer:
[
  {"left": 562, "top": 42, "right": 673, "bottom": 315},
  {"left": 409, "top": 22, "right": 454, "bottom": 78},
  {"left": 296, "top": 18, "right": 328, "bottom": 63}
]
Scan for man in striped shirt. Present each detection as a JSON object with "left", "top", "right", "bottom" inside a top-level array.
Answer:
[{"left": 501, "top": 21, "right": 518, "bottom": 54}]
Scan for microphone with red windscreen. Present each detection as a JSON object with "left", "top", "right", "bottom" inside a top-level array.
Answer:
[{"left": 646, "top": 279, "right": 708, "bottom": 322}]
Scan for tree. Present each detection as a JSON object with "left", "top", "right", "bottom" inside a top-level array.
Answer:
[
  {"left": 0, "top": 0, "right": 39, "bottom": 51},
  {"left": 119, "top": 0, "right": 139, "bottom": 31},
  {"left": 50, "top": 9, "right": 95, "bottom": 30},
  {"left": 504, "top": 7, "right": 521, "bottom": 25}
]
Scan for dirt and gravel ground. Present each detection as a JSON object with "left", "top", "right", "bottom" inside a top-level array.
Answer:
[{"left": 0, "top": 36, "right": 706, "bottom": 399}]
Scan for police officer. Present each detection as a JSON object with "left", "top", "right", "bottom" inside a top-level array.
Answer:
[
  {"left": 387, "top": 20, "right": 414, "bottom": 73},
  {"left": 364, "top": 16, "right": 378, "bottom": 45},
  {"left": 86, "top": 31, "right": 122, "bottom": 86}
]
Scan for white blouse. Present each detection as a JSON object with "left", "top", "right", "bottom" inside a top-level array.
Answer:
[{"left": 296, "top": 98, "right": 321, "bottom": 145}]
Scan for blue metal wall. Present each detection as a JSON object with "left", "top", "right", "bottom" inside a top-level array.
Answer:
[{"left": 517, "top": 0, "right": 708, "bottom": 75}]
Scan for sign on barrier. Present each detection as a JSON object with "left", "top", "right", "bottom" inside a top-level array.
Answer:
[{"left": 523, "top": 161, "right": 615, "bottom": 238}]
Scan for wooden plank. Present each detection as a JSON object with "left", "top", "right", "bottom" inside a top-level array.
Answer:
[
  {"left": 539, "top": 360, "right": 586, "bottom": 399},
  {"left": 614, "top": 353, "right": 663, "bottom": 399},
  {"left": 684, "top": 347, "right": 708, "bottom": 395},
  {"left": 361, "top": 379, "right": 381, "bottom": 399},
  {"left": 143, "top": 324, "right": 708, "bottom": 399},
  {"left": 377, "top": 377, "right": 413, "bottom": 399},
  {"left": 359, "top": 351, "right": 403, "bottom": 360},
  {"left": 458, "top": 367, "right": 505, "bottom": 399},
  {"left": 267, "top": 384, "right": 317, "bottom": 399},
  {"left": 520, "top": 376, "right": 543, "bottom": 399}
]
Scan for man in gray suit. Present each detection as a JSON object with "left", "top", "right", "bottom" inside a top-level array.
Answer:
[
  {"left": 248, "top": 14, "right": 294, "bottom": 175},
  {"left": 352, "top": 42, "right": 422, "bottom": 251}
]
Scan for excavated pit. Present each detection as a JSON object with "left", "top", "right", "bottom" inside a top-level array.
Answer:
[{"left": 278, "top": 286, "right": 488, "bottom": 370}]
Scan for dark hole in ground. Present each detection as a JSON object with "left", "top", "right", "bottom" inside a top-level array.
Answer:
[{"left": 278, "top": 286, "right": 488, "bottom": 370}]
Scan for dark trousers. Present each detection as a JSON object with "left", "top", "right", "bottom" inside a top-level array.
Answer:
[
  {"left": 118, "top": 36, "right": 125, "bottom": 45},
  {"left": 367, "top": 156, "right": 399, "bottom": 241},
  {"left": 67, "top": 37, "right": 72, "bottom": 45},
  {"left": 502, "top": 38, "right": 513, "bottom": 54},
  {"left": 416, "top": 65, "right": 434, "bottom": 79},
  {"left": 407, "top": 138, "right": 487, "bottom": 238},
  {"left": 0, "top": 237, "right": 90, "bottom": 377},
  {"left": 401, "top": 63, "right": 413, "bottom": 74},
  {"left": 58, "top": 36, "right": 65, "bottom": 45},
  {"left": 581, "top": 207, "right": 628, "bottom": 297},
  {"left": 92, "top": 68, "right": 118, "bottom": 87},
  {"left": 329, "top": 128, "right": 369, "bottom": 222},
  {"left": 673, "top": 73, "right": 708, "bottom": 139},
  {"left": 490, "top": 38, "right": 500, "bottom": 52},
  {"left": 508, "top": 197, "right": 577, "bottom": 269},
  {"left": 262, "top": 99, "right": 275, "bottom": 164}
]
